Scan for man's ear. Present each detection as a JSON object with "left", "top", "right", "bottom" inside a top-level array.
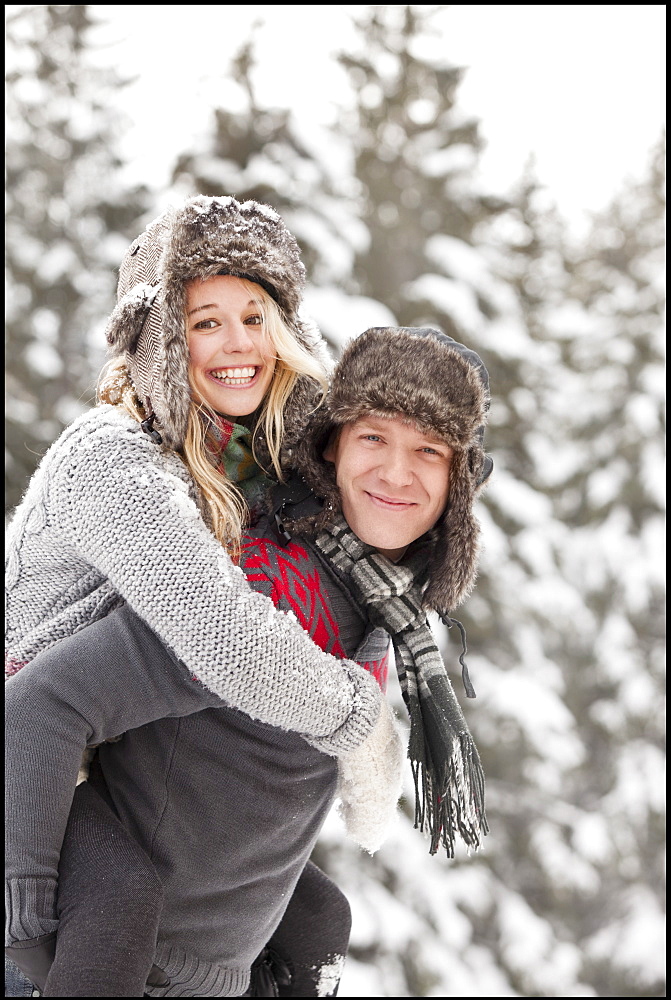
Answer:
[{"left": 322, "top": 427, "right": 339, "bottom": 464}]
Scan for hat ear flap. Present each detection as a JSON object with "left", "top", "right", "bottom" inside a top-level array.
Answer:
[
  {"left": 105, "top": 284, "right": 158, "bottom": 354},
  {"left": 424, "top": 448, "right": 481, "bottom": 612},
  {"left": 283, "top": 410, "right": 342, "bottom": 532}
]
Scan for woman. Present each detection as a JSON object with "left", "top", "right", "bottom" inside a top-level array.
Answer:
[{"left": 5, "top": 195, "right": 404, "bottom": 996}]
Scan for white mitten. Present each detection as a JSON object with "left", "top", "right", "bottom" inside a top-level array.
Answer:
[{"left": 336, "top": 698, "right": 406, "bottom": 854}]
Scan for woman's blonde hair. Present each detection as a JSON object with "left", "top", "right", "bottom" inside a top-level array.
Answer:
[{"left": 98, "top": 278, "right": 328, "bottom": 554}]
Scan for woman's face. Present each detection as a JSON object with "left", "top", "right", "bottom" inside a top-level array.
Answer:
[{"left": 186, "top": 275, "right": 276, "bottom": 418}]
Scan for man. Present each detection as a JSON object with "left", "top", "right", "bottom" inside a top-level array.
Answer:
[
  {"left": 279, "top": 323, "right": 493, "bottom": 857},
  {"left": 6, "top": 326, "right": 492, "bottom": 998}
]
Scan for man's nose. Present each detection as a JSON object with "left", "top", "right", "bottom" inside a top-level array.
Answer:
[{"left": 377, "top": 451, "right": 413, "bottom": 487}]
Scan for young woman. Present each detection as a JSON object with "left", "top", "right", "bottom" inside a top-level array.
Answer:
[{"left": 5, "top": 196, "right": 404, "bottom": 997}]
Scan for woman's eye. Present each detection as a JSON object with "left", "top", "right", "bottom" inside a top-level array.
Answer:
[
  {"left": 193, "top": 318, "right": 218, "bottom": 330},
  {"left": 244, "top": 314, "right": 263, "bottom": 326}
]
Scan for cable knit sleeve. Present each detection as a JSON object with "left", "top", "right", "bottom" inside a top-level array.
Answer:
[{"left": 46, "top": 410, "right": 381, "bottom": 754}]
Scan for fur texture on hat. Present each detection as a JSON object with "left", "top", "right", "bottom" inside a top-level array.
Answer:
[
  {"left": 290, "top": 327, "right": 493, "bottom": 614},
  {"left": 105, "top": 195, "right": 331, "bottom": 454}
]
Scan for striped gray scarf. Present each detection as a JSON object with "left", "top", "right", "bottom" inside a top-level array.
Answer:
[{"left": 314, "top": 516, "right": 488, "bottom": 857}]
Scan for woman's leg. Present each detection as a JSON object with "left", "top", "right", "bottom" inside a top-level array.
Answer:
[
  {"left": 263, "top": 861, "right": 351, "bottom": 998},
  {"left": 43, "top": 777, "right": 163, "bottom": 998}
]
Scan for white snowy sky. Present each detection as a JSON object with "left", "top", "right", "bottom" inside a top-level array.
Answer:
[{"left": 84, "top": 4, "right": 666, "bottom": 234}]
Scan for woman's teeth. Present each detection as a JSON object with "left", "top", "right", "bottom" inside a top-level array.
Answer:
[{"left": 211, "top": 367, "right": 257, "bottom": 385}]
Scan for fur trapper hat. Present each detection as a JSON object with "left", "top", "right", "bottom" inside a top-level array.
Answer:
[
  {"left": 104, "top": 194, "right": 331, "bottom": 455},
  {"left": 292, "top": 326, "right": 493, "bottom": 614}
]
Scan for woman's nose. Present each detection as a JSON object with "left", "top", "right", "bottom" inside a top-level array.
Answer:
[{"left": 221, "top": 322, "right": 255, "bottom": 353}]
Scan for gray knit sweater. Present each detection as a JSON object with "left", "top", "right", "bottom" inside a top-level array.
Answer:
[{"left": 5, "top": 405, "right": 381, "bottom": 747}]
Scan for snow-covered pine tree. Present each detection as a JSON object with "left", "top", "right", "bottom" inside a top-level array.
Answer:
[
  {"left": 537, "top": 137, "right": 666, "bottom": 998},
  {"left": 432, "top": 139, "right": 665, "bottom": 998},
  {"left": 334, "top": 5, "right": 508, "bottom": 327},
  {"left": 316, "top": 13, "right": 666, "bottom": 1000},
  {"left": 167, "top": 29, "right": 362, "bottom": 330},
  {"left": 5, "top": 4, "right": 150, "bottom": 513}
]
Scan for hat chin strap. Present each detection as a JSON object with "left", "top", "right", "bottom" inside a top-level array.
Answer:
[
  {"left": 437, "top": 612, "right": 476, "bottom": 698},
  {"left": 140, "top": 404, "right": 163, "bottom": 445}
]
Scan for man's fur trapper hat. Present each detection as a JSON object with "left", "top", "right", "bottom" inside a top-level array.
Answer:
[
  {"left": 291, "top": 326, "right": 493, "bottom": 615},
  {"left": 104, "top": 194, "right": 331, "bottom": 455}
]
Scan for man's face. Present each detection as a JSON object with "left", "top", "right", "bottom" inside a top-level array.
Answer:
[{"left": 324, "top": 415, "right": 453, "bottom": 561}]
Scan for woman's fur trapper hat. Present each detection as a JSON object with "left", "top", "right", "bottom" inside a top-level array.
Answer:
[
  {"left": 104, "top": 194, "right": 330, "bottom": 454},
  {"left": 292, "top": 326, "right": 494, "bottom": 615}
]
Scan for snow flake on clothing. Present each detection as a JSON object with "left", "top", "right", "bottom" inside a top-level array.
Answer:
[
  {"left": 166, "top": 483, "right": 201, "bottom": 523},
  {"left": 314, "top": 954, "right": 346, "bottom": 997}
]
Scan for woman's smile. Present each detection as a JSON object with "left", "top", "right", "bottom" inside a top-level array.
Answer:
[{"left": 206, "top": 365, "right": 263, "bottom": 388}]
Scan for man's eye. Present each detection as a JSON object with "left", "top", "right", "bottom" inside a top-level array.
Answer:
[{"left": 364, "top": 435, "right": 382, "bottom": 442}]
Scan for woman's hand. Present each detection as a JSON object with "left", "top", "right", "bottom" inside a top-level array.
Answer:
[{"left": 335, "top": 699, "right": 405, "bottom": 854}]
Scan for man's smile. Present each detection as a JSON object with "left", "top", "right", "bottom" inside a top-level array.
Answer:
[{"left": 364, "top": 490, "right": 418, "bottom": 510}]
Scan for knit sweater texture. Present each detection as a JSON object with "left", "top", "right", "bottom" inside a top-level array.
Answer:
[{"left": 5, "top": 404, "right": 381, "bottom": 749}]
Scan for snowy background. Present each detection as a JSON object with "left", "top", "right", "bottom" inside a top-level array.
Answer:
[{"left": 5, "top": 5, "right": 666, "bottom": 997}]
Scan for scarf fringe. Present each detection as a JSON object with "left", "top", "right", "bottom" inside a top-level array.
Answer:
[{"left": 411, "top": 732, "right": 488, "bottom": 857}]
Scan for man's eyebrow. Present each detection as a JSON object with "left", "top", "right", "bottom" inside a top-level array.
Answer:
[
  {"left": 419, "top": 432, "right": 450, "bottom": 446},
  {"left": 187, "top": 299, "right": 258, "bottom": 317},
  {"left": 357, "top": 416, "right": 448, "bottom": 445}
]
